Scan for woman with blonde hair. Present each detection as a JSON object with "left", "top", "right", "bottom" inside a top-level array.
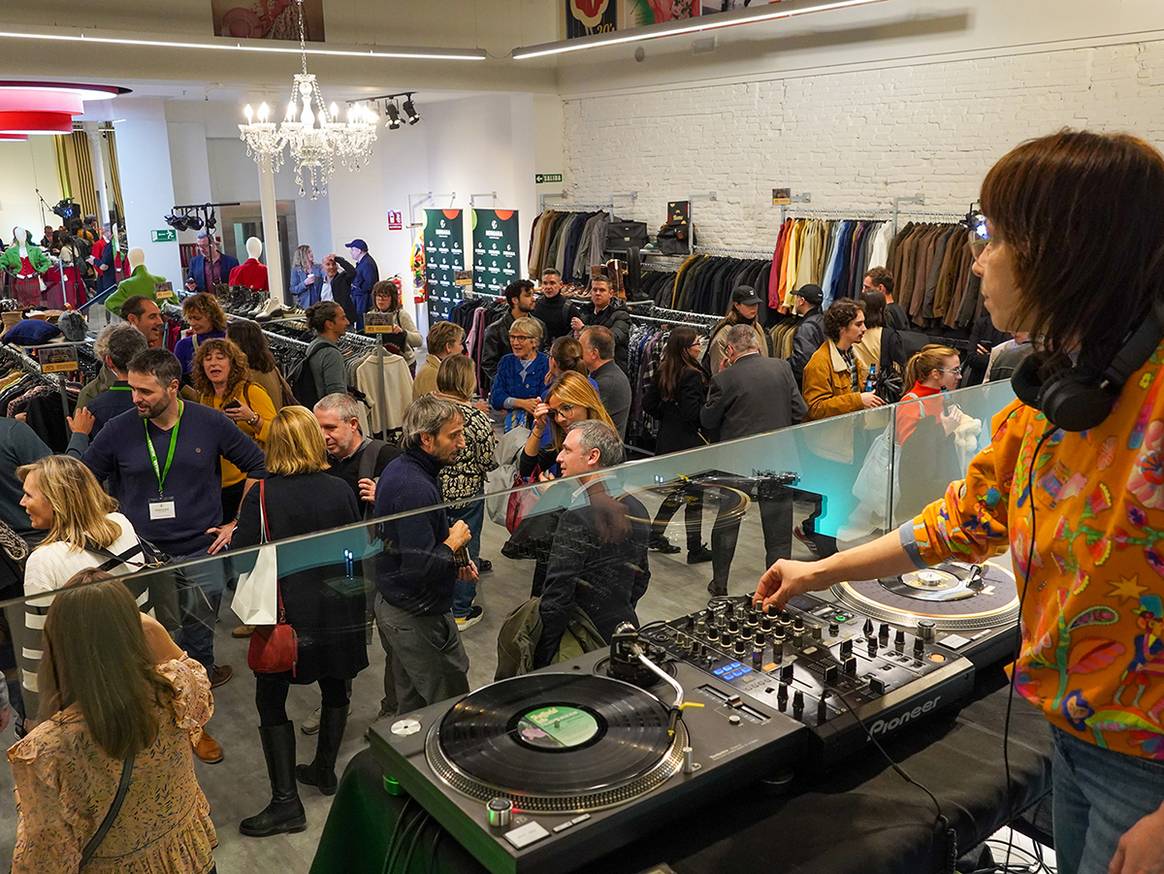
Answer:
[
  {"left": 490, "top": 315, "right": 549, "bottom": 432},
  {"left": 18, "top": 455, "right": 149, "bottom": 716},
  {"left": 233, "top": 406, "right": 365, "bottom": 838},
  {"left": 193, "top": 337, "right": 277, "bottom": 522},
  {"left": 175, "top": 292, "right": 228, "bottom": 377},
  {"left": 520, "top": 370, "right": 616, "bottom": 479},
  {"left": 289, "top": 244, "right": 324, "bottom": 309},
  {"left": 433, "top": 354, "right": 499, "bottom": 627},
  {"left": 9, "top": 570, "right": 218, "bottom": 873}
]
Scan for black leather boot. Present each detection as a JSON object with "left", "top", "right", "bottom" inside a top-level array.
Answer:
[
  {"left": 239, "top": 722, "right": 307, "bottom": 837},
  {"left": 296, "top": 704, "right": 348, "bottom": 796}
]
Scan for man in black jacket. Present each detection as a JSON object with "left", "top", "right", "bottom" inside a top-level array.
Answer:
[
  {"left": 701, "top": 324, "right": 806, "bottom": 595},
  {"left": 571, "top": 276, "right": 632, "bottom": 374},
  {"left": 789, "top": 283, "right": 825, "bottom": 388},
  {"left": 372, "top": 396, "right": 475, "bottom": 712},
  {"left": 534, "top": 420, "right": 650, "bottom": 667},
  {"left": 532, "top": 268, "right": 579, "bottom": 344},
  {"left": 863, "top": 267, "right": 908, "bottom": 331},
  {"left": 481, "top": 279, "right": 543, "bottom": 386},
  {"left": 320, "top": 253, "right": 356, "bottom": 321}
]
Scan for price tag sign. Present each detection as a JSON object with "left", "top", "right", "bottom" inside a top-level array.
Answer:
[
  {"left": 154, "top": 281, "right": 175, "bottom": 301},
  {"left": 454, "top": 269, "right": 473, "bottom": 287},
  {"left": 38, "top": 344, "right": 80, "bottom": 374},
  {"left": 772, "top": 188, "right": 791, "bottom": 206},
  {"left": 363, "top": 311, "right": 395, "bottom": 335}
]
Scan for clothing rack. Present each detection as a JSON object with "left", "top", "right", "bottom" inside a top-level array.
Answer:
[
  {"left": 0, "top": 342, "right": 72, "bottom": 418},
  {"left": 628, "top": 303, "right": 720, "bottom": 331},
  {"left": 693, "top": 245, "right": 773, "bottom": 259}
]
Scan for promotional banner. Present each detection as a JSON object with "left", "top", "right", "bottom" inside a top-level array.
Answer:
[
  {"left": 422, "top": 209, "right": 466, "bottom": 323},
  {"left": 566, "top": 0, "right": 617, "bottom": 38},
  {"left": 211, "top": 0, "right": 325, "bottom": 40},
  {"left": 472, "top": 209, "right": 521, "bottom": 298},
  {"left": 622, "top": 0, "right": 699, "bottom": 27}
]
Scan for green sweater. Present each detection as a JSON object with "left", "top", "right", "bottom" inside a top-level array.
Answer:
[{"left": 105, "top": 265, "right": 167, "bottom": 317}]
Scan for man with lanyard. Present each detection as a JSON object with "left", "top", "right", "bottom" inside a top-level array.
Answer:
[{"left": 67, "top": 348, "right": 266, "bottom": 764}]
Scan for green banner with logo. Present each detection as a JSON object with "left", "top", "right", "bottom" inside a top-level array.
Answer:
[
  {"left": 422, "top": 209, "right": 466, "bottom": 323},
  {"left": 471, "top": 208, "right": 520, "bottom": 298}
]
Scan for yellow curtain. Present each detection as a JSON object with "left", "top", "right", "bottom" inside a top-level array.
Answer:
[
  {"left": 104, "top": 130, "right": 125, "bottom": 225},
  {"left": 53, "top": 131, "right": 99, "bottom": 219}
]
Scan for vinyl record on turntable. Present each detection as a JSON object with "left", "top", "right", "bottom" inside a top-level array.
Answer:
[
  {"left": 831, "top": 561, "right": 1018, "bottom": 630},
  {"left": 426, "top": 673, "right": 686, "bottom": 813}
]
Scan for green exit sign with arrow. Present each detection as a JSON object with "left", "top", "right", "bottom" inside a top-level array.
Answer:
[{"left": 150, "top": 229, "right": 177, "bottom": 243}]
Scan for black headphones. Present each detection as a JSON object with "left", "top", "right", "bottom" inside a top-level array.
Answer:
[{"left": 1010, "top": 298, "right": 1164, "bottom": 432}]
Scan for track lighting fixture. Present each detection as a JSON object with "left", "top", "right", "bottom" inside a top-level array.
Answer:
[{"left": 367, "top": 92, "right": 420, "bottom": 132}]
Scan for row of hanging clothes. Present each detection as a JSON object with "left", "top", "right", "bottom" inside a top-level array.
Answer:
[
  {"left": 623, "top": 303, "right": 721, "bottom": 453},
  {"left": 886, "top": 222, "right": 982, "bottom": 330},
  {"left": 527, "top": 209, "right": 612, "bottom": 283},
  {"left": 0, "top": 341, "right": 98, "bottom": 451},
  {"left": 768, "top": 218, "right": 895, "bottom": 311}
]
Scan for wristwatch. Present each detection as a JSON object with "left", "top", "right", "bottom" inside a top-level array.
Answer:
[{"left": 248, "top": 413, "right": 259, "bottom": 426}]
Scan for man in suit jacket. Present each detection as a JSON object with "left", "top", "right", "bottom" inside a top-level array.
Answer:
[
  {"left": 701, "top": 323, "right": 806, "bottom": 595},
  {"left": 344, "top": 238, "right": 379, "bottom": 330},
  {"left": 320, "top": 253, "right": 356, "bottom": 319},
  {"left": 185, "top": 231, "right": 239, "bottom": 293}
]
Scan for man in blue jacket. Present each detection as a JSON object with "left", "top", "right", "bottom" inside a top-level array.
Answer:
[
  {"left": 373, "top": 395, "right": 474, "bottom": 714},
  {"left": 344, "top": 238, "right": 379, "bottom": 330},
  {"left": 185, "top": 231, "right": 239, "bottom": 293}
]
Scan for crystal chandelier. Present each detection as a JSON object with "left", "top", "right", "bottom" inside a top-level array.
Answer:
[{"left": 238, "top": 0, "right": 377, "bottom": 199}]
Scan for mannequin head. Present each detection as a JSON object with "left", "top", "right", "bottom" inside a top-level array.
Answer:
[
  {"left": 128, "top": 248, "right": 146, "bottom": 272},
  {"left": 13, "top": 226, "right": 26, "bottom": 247},
  {"left": 245, "top": 236, "right": 263, "bottom": 260}
]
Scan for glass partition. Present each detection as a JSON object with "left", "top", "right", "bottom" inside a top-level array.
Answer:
[{"left": 0, "top": 379, "right": 1015, "bottom": 870}]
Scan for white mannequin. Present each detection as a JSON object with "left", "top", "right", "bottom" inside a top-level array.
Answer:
[
  {"left": 128, "top": 247, "right": 146, "bottom": 271},
  {"left": 13, "top": 226, "right": 27, "bottom": 257},
  {"left": 245, "top": 236, "right": 263, "bottom": 260}
]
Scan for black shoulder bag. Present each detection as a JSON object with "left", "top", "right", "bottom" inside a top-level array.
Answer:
[{"left": 79, "top": 753, "right": 135, "bottom": 869}]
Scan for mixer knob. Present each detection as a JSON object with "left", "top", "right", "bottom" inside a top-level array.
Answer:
[
  {"left": 745, "top": 614, "right": 759, "bottom": 629},
  {"left": 817, "top": 691, "right": 831, "bottom": 723},
  {"left": 728, "top": 619, "right": 740, "bottom": 634},
  {"left": 780, "top": 663, "right": 794, "bottom": 683},
  {"left": 706, "top": 626, "right": 720, "bottom": 642},
  {"left": 810, "top": 625, "right": 823, "bottom": 641},
  {"left": 867, "top": 639, "right": 878, "bottom": 656},
  {"left": 724, "top": 602, "right": 735, "bottom": 619},
  {"left": 843, "top": 656, "right": 857, "bottom": 675},
  {"left": 828, "top": 622, "right": 839, "bottom": 637},
  {"left": 777, "top": 683, "right": 789, "bottom": 709},
  {"left": 823, "top": 664, "right": 839, "bottom": 685},
  {"left": 917, "top": 620, "right": 936, "bottom": 642},
  {"left": 862, "top": 618, "right": 874, "bottom": 637},
  {"left": 878, "top": 622, "right": 890, "bottom": 642},
  {"left": 840, "top": 638, "right": 853, "bottom": 658},
  {"left": 752, "top": 645, "right": 764, "bottom": 667},
  {"left": 894, "top": 629, "right": 906, "bottom": 648},
  {"left": 686, "top": 614, "right": 696, "bottom": 632},
  {"left": 792, "top": 690, "right": 805, "bottom": 719},
  {"left": 760, "top": 616, "right": 773, "bottom": 633},
  {"left": 913, "top": 636, "right": 926, "bottom": 656},
  {"left": 792, "top": 615, "right": 805, "bottom": 631},
  {"left": 734, "top": 640, "right": 749, "bottom": 658},
  {"left": 486, "top": 797, "right": 513, "bottom": 829},
  {"left": 869, "top": 676, "right": 887, "bottom": 695}
]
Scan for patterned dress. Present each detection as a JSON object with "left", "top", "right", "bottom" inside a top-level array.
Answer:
[{"left": 8, "top": 657, "right": 218, "bottom": 873}]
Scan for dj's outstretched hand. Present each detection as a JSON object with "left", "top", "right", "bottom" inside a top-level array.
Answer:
[{"left": 753, "top": 559, "right": 825, "bottom": 613}]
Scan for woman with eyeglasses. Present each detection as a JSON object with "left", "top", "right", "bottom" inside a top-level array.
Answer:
[
  {"left": 642, "top": 327, "right": 712, "bottom": 562},
  {"left": 490, "top": 316, "right": 549, "bottom": 433},
  {"left": 520, "top": 371, "right": 615, "bottom": 480},
  {"left": 756, "top": 131, "right": 1164, "bottom": 874}
]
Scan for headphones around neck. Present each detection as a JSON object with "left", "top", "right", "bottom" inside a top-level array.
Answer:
[{"left": 1010, "top": 298, "right": 1164, "bottom": 432}]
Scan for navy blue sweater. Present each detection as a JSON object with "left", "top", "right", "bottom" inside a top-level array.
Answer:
[
  {"left": 86, "top": 381, "right": 136, "bottom": 441},
  {"left": 373, "top": 447, "right": 457, "bottom": 615},
  {"left": 69, "top": 402, "right": 266, "bottom": 555}
]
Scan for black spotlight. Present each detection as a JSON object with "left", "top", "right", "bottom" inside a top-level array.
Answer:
[
  {"left": 185, "top": 213, "right": 204, "bottom": 231},
  {"left": 402, "top": 94, "right": 421, "bottom": 125},
  {"left": 385, "top": 99, "right": 401, "bottom": 130},
  {"left": 52, "top": 198, "right": 80, "bottom": 223},
  {"left": 164, "top": 212, "right": 190, "bottom": 232},
  {"left": 206, "top": 208, "right": 217, "bottom": 232}
]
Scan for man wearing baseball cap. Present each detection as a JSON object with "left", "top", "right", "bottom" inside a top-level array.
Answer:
[
  {"left": 344, "top": 238, "right": 379, "bottom": 330},
  {"left": 789, "top": 283, "right": 825, "bottom": 387}
]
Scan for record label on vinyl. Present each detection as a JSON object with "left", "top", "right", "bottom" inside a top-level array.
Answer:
[{"left": 517, "top": 705, "right": 601, "bottom": 750}]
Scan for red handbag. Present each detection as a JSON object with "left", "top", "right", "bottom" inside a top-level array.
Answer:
[{"left": 245, "top": 482, "right": 298, "bottom": 676}]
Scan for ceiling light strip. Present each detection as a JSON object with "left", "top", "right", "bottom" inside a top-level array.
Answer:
[
  {"left": 512, "top": 0, "right": 886, "bottom": 60},
  {"left": 0, "top": 29, "right": 486, "bottom": 62}
]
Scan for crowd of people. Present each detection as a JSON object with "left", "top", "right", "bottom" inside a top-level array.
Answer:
[{"left": 6, "top": 131, "right": 1158, "bottom": 874}]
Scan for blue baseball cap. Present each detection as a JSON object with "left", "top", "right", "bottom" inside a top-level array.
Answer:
[{"left": 344, "top": 238, "right": 368, "bottom": 252}]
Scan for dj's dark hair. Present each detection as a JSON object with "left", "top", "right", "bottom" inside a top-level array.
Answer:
[
  {"left": 981, "top": 130, "right": 1164, "bottom": 358},
  {"left": 824, "top": 299, "right": 864, "bottom": 342}
]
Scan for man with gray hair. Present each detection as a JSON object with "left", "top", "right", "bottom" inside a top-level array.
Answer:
[
  {"left": 700, "top": 321, "right": 806, "bottom": 596},
  {"left": 371, "top": 395, "right": 475, "bottom": 712},
  {"left": 185, "top": 230, "right": 239, "bottom": 293},
  {"left": 533, "top": 420, "right": 649, "bottom": 667},
  {"left": 315, "top": 392, "right": 399, "bottom": 514},
  {"left": 78, "top": 323, "right": 148, "bottom": 439}
]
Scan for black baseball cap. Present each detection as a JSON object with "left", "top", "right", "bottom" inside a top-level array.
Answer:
[
  {"left": 795, "top": 284, "right": 823, "bottom": 305},
  {"left": 731, "top": 286, "right": 762, "bottom": 306}
]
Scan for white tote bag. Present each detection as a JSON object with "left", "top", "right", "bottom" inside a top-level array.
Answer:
[{"left": 231, "top": 481, "right": 279, "bottom": 625}]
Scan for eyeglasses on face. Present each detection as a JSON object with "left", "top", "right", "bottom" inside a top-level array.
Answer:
[
  {"left": 939, "top": 366, "right": 963, "bottom": 375},
  {"left": 550, "top": 403, "right": 576, "bottom": 420},
  {"left": 509, "top": 334, "right": 534, "bottom": 342}
]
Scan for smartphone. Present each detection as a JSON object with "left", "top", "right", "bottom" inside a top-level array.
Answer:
[{"left": 223, "top": 400, "right": 241, "bottom": 411}]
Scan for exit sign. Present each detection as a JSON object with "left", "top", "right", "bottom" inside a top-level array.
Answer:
[
  {"left": 150, "top": 228, "right": 177, "bottom": 243},
  {"left": 535, "top": 173, "right": 563, "bottom": 184}
]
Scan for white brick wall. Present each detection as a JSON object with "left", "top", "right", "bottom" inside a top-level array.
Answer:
[{"left": 562, "top": 41, "right": 1164, "bottom": 250}]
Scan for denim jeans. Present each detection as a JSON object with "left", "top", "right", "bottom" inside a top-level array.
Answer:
[
  {"left": 1051, "top": 726, "right": 1164, "bottom": 874},
  {"left": 448, "top": 500, "right": 484, "bottom": 618},
  {"left": 172, "top": 551, "right": 227, "bottom": 673}
]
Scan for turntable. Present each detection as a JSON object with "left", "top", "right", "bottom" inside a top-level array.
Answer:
[{"left": 812, "top": 559, "right": 1019, "bottom": 668}]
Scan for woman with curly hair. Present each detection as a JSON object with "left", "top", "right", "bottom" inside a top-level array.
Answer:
[
  {"left": 174, "top": 292, "right": 228, "bottom": 377},
  {"left": 192, "top": 337, "right": 275, "bottom": 521}
]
